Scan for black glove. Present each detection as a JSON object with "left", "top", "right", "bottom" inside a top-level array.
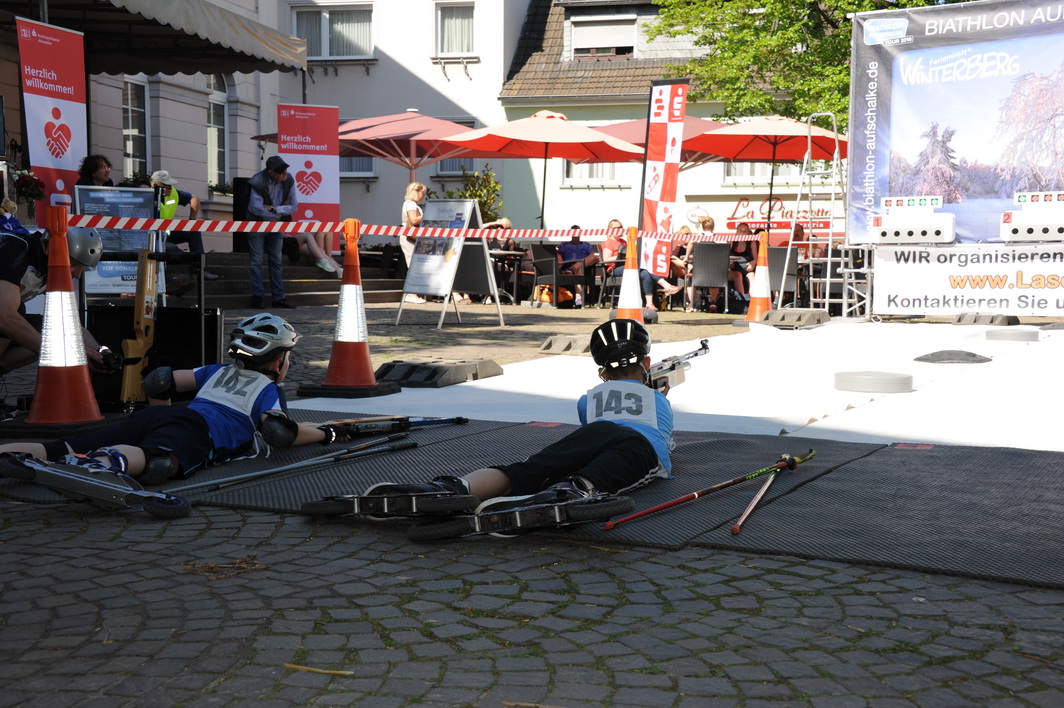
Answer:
[{"left": 93, "top": 346, "right": 124, "bottom": 373}]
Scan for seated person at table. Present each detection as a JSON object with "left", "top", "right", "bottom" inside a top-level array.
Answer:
[
  {"left": 556, "top": 227, "right": 599, "bottom": 307},
  {"left": 601, "top": 223, "right": 681, "bottom": 311},
  {"left": 729, "top": 222, "right": 758, "bottom": 296}
]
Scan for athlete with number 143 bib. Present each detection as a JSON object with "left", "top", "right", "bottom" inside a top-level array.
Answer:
[{"left": 303, "top": 318, "right": 675, "bottom": 540}]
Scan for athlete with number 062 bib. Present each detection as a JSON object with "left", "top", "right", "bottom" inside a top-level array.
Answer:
[{"left": 302, "top": 319, "right": 674, "bottom": 540}]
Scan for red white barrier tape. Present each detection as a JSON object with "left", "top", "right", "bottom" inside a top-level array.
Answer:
[
  {"left": 64, "top": 215, "right": 760, "bottom": 243},
  {"left": 359, "top": 225, "right": 760, "bottom": 242},
  {"left": 67, "top": 215, "right": 347, "bottom": 233}
]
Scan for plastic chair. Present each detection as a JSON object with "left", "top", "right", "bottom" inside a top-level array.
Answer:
[{"left": 687, "top": 242, "right": 731, "bottom": 312}]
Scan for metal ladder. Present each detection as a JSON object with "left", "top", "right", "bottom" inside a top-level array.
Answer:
[{"left": 776, "top": 113, "right": 869, "bottom": 318}]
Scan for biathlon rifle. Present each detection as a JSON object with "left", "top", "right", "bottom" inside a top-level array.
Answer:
[
  {"left": 120, "top": 249, "right": 159, "bottom": 403},
  {"left": 319, "top": 415, "right": 469, "bottom": 437},
  {"left": 648, "top": 339, "right": 709, "bottom": 391}
]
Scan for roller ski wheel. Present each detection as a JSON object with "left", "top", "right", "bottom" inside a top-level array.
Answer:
[
  {"left": 407, "top": 494, "right": 634, "bottom": 542},
  {"left": 300, "top": 491, "right": 478, "bottom": 518},
  {"left": 0, "top": 452, "right": 191, "bottom": 519}
]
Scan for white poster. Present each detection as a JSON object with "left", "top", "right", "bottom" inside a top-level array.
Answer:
[{"left": 873, "top": 243, "right": 1064, "bottom": 316}]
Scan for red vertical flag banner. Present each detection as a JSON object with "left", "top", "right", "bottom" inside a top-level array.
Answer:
[
  {"left": 278, "top": 104, "right": 340, "bottom": 248},
  {"left": 16, "top": 18, "right": 86, "bottom": 223},
  {"left": 641, "top": 79, "right": 689, "bottom": 249}
]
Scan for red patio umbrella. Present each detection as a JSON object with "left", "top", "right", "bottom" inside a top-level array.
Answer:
[
  {"left": 439, "top": 110, "right": 644, "bottom": 226},
  {"left": 335, "top": 111, "right": 510, "bottom": 183},
  {"left": 685, "top": 115, "right": 848, "bottom": 236},
  {"left": 253, "top": 110, "right": 505, "bottom": 183},
  {"left": 593, "top": 115, "right": 727, "bottom": 171}
]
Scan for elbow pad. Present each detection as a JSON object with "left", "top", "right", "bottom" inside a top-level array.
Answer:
[
  {"left": 142, "top": 366, "right": 175, "bottom": 399},
  {"left": 260, "top": 412, "right": 298, "bottom": 449}
]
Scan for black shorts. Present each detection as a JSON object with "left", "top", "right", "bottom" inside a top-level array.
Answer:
[
  {"left": 64, "top": 406, "right": 214, "bottom": 472},
  {"left": 495, "top": 420, "right": 659, "bottom": 496}
]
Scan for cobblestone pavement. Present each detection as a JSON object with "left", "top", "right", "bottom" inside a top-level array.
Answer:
[{"left": 1, "top": 303, "right": 1062, "bottom": 707}]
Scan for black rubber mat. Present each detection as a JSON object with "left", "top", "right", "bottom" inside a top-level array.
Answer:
[
  {"left": 692, "top": 443, "right": 1064, "bottom": 589},
  {"left": 0, "top": 411, "right": 513, "bottom": 505},
  {"left": 548, "top": 433, "right": 881, "bottom": 549},
  {"left": 193, "top": 419, "right": 577, "bottom": 511}
]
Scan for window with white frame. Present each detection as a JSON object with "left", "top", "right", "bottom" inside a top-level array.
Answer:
[
  {"left": 436, "top": 3, "right": 474, "bottom": 56},
  {"left": 436, "top": 118, "right": 475, "bottom": 176},
  {"left": 294, "top": 5, "right": 373, "bottom": 59},
  {"left": 339, "top": 155, "right": 375, "bottom": 178},
  {"left": 564, "top": 161, "right": 618, "bottom": 186},
  {"left": 571, "top": 18, "right": 635, "bottom": 60},
  {"left": 206, "top": 73, "right": 227, "bottom": 187},
  {"left": 122, "top": 79, "right": 148, "bottom": 177},
  {"left": 724, "top": 162, "right": 802, "bottom": 183}
]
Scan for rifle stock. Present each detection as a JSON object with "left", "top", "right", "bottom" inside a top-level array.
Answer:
[{"left": 120, "top": 249, "right": 159, "bottom": 402}]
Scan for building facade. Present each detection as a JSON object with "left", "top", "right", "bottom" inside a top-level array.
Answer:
[{"left": 2, "top": 0, "right": 840, "bottom": 247}]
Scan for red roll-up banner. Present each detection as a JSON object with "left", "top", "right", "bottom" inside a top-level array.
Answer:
[
  {"left": 278, "top": 104, "right": 340, "bottom": 249},
  {"left": 16, "top": 17, "right": 86, "bottom": 224}
]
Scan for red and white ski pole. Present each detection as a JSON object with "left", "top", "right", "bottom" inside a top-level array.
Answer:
[
  {"left": 603, "top": 449, "right": 815, "bottom": 530},
  {"left": 731, "top": 469, "right": 779, "bottom": 535}
]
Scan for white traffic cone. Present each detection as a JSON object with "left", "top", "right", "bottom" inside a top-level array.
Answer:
[
  {"left": 297, "top": 219, "right": 400, "bottom": 398},
  {"left": 27, "top": 206, "right": 103, "bottom": 424}
]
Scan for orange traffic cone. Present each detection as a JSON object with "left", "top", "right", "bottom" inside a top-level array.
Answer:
[
  {"left": 297, "top": 218, "right": 400, "bottom": 398},
  {"left": 745, "top": 231, "right": 773, "bottom": 322},
  {"left": 614, "top": 227, "right": 645, "bottom": 323},
  {"left": 27, "top": 207, "right": 103, "bottom": 424}
]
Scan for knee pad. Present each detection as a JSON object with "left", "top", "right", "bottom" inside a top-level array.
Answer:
[{"left": 139, "top": 447, "right": 179, "bottom": 486}]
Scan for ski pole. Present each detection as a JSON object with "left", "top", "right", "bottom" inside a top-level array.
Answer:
[
  {"left": 602, "top": 449, "right": 816, "bottom": 530},
  {"left": 731, "top": 469, "right": 779, "bottom": 535},
  {"left": 168, "top": 434, "right": 415, "bottom": 494}
]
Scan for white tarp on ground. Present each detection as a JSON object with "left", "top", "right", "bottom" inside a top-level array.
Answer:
[{"left": 292, "top": 320, "right": 1064, "bottom": 453}]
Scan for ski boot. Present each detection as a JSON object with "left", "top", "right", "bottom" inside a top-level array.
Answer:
[
  {"left": 406, "top": 478, "right": 634, "bottom": 542},
  {"left": 0, "top": 451, "right": 191, "bottom": 519},
  {"left": 300, "top": 475, "right": 478, "bottom": 518}
]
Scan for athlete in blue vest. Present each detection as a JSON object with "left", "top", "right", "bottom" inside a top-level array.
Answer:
[
  {"left": 0, "top": 313, "right": 347, "bottom": 484},
  {"left": 348, "top": 319, "right": 674, "bottom": 538}
]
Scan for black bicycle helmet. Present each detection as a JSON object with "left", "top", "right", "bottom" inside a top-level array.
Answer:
[
  {"left": 590, "top": 319, "right": 651, "bottom": 370},
  {"left": 228, "top": 313, "right": 301, "bottom": 368}
]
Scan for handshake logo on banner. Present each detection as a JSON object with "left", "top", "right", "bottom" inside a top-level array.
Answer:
[
  {"left": 296, "top": 160, "right": 323, "bottom": 196},
  {"left": 45, "top": 107, "right": 72, "bottom": 159}
]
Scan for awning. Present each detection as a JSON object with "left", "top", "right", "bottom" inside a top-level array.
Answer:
[{"left": 0, "top": 0, "right": 306, "bottom": 74}]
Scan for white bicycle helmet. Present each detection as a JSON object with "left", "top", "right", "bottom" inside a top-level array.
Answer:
[
  {"left": 228, "top": 313, "right": 301, "bottom": 367},
  {"left": 66, "top": 227, "right": 104, "bottom": 268}
]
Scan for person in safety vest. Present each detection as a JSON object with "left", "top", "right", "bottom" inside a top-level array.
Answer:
[{"left": 150, "top": 170, "right": 218, "bottom": 282}]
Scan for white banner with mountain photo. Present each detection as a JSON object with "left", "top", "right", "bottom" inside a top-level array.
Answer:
[{"left": 848, "top": 0, "right": 1064, "bottom": 244}]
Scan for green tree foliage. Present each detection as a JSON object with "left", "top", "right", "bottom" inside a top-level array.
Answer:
[
  {"left": 648, "top": 0, "right": 970, "bottom": 131},
  {"left": 429, "top": 163, "right": 506, "bottom": 223}
]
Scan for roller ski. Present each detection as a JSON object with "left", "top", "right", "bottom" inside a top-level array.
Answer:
[
  {"left": 0, "top": 451, "right": 191, "bottom": 520},
  {"left": 300, "top": 476, "right": 479, "bottom": 518},
  {"left": 406, "top": 479, "right": 634, "bottom": 542}
]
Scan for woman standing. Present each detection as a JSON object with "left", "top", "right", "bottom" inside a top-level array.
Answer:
[{"left": 400, "top": 182, "right": 427, "bottom": 304}]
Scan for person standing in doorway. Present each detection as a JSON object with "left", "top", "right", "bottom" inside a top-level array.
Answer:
[{"left": 244, "top": 156, "right": 297, "bottom": 309}]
